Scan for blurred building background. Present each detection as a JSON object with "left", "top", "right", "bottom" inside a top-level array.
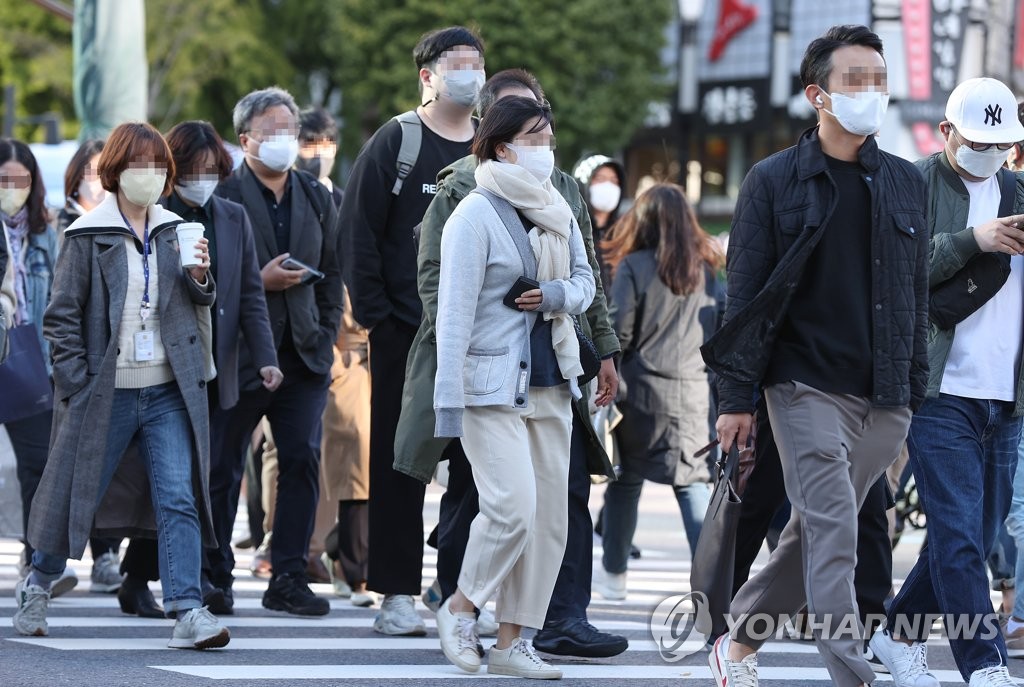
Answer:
[{"left": 629, "top": 0, "right": 1023, "bottom": 223}]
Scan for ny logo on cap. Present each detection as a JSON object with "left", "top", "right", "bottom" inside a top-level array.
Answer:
[{"left": 985, "top": 103, "right": 1003, "bottom": 126}]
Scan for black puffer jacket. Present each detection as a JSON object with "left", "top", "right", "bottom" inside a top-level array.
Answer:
[{"left": 701, "top": 127, "right": 930, "bottom": 415}]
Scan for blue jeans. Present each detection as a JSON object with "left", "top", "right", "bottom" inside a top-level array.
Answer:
[
  {"left": 33, "top": 382, "right": 203, "bottom": 614},
  {"left": 601, "top": 468, "right": 710, "bottom": 574},
  {"left": 1005, "top": 434, "right": 1024, "bottom": 621},
  {"left": 887, "top": 394, "right": 1021, "bottom": 679}
]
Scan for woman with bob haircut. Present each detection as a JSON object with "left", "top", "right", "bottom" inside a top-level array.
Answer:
[
  {"left": 432, "top": 95, "right": 595, "bottom": 679},
  {"left": 13, "top": 121, "right": 230, "bottom": 650}
]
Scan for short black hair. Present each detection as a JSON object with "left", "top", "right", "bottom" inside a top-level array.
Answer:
[
  {"left": 479, "top": 69, "right": 545, "bottom": 119},
  {"left": 165, "top": 120, "right": 234, "bottom": 182},
  {"left": 799, "top": 24, "right": 884, "bottom": 90},
  {"left": 413, "top": 26, "right": 484, "bottom": 69},
  {"left": 471, "top": 96, "right": 553, "bottom": 163},
  {"left": 299, "top": 106, "right": 338, "bottom": 143}
]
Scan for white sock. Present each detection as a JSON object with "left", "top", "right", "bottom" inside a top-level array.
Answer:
[
  {"left": 1007, "top": 618, "right": 1024, "bottom": 634},
  {"left": 28, "top": 570, "right": 52, "bottom": 591}
]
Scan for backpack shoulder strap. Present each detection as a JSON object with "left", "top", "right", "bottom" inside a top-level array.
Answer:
[{"left": 392, "top": 110, "right": 422, "bottom": 196}]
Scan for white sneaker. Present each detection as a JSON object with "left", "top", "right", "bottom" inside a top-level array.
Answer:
[
  {"left": 477, "top": 607, "right": 498, "bottom": 637},
  {"left": 868, "top": 629, "right": 940, "bottom": 687},
  {"left": 13, "top": 576, "right": 50, "bottom": 636},
  {"left": 50, "top": 566, "right": 78, "bottom": 599},
  {"left": 373, "top": 594, "right": 427, "bottom": 636},
  {"left": 488, "top": 637, "right": 562, "bottom": 679},
  {"left": 969, "top": 665, "right": 1016, "bottom": 686},
  {"left": 168, "top": 606, "right": 230, "bottom": 649},
  {"left": 320, "top": 552, "right": 351, "bottom": 598},
  {"left": 437, "top": 598, "right": 481, "bottom": 673},
  {"left": 593, "top": 570, "right": 626, "bottom": 601},
  {"left": 90, "top": 552, "right": 124, "bottom": 593},
  {"left": 351, "top": 589, "right": 377, "bottom": 608},
  {"left": 709, "top": 634, "right": 758, "bottom": 686}
]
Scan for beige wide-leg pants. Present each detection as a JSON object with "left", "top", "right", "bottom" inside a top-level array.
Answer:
[{"left": 458, "top": 386, "right": 572, "bottom": 629}]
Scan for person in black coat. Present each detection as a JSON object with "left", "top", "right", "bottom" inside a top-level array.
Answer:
[{"left": 594, "top": 183, "right": 724, "bottom": 600}]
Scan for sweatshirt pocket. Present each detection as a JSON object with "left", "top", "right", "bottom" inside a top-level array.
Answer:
[{"left": 464, "top": 346, "right": 510, "bottom": 395}]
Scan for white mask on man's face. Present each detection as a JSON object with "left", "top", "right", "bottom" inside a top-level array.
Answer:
[{"left": 821, "top": 90, "right": 889, "bottom": 136}]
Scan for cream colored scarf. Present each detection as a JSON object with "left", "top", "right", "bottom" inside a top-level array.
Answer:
[{"left": 475, "top": 159, "right": 583, "bottom": 384}]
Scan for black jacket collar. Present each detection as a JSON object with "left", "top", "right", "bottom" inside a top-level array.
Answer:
[{"left": 795, "top": 126, "right": 881, "bottom": 181}]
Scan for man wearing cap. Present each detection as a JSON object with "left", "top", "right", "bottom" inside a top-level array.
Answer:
[{"left": 869, "top": 77, "right": 1024, "bottom": 687}]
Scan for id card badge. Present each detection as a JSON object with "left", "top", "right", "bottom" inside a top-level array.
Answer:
[{"left": 134, "top": 330, "right": 155, "bottom": 361}]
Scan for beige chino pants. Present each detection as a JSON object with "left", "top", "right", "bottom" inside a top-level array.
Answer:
[{"left": 458, "top": 386, "right": 572, "bottom": 629}]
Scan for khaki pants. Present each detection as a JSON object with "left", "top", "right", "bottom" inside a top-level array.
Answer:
[
  {"left": 730, "top": 381, "right": 911, "bottom": 687},
  {"left": 459, "top": 386, "right": 572, "bottom": 629}
]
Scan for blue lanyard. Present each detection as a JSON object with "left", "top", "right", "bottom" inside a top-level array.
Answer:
[{"left": 119, "top": 209, "right": 151, "bottom": 323}]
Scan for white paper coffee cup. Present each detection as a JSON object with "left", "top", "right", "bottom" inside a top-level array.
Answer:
[{"left": 175, "top": 222, "right": 205, "bottom": 268}]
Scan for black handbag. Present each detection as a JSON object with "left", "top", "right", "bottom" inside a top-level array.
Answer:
[
  {"left": 929, "top": 168, "right": 1016, "bottom": 330},
  {"left": 689, "top": 443, "right": 742, "bottom": 640},
  {"left": 573, "top": 315, "right": 602, "bottom": 385},
  {"left": 0, "top": 324, "right": 53, "bottom": 424}
]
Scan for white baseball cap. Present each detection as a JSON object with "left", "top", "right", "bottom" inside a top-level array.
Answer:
[{"left": 945, "top": 77, "right": 1024, "bottom": 144}]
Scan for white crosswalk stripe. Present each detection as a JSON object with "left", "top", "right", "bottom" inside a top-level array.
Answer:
[{"left": 2, "top": 501, "right": 1022, "bottom": 685}]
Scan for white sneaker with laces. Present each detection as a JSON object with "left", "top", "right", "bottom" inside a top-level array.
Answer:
[
  {"left": 12, "top": 576, "right": 50, "bottom": 636},
  {"left": 968, "top": 665, "right": 1016, "bottom": 686},
  {"left": 90, "top": 551, "right": 124, "bottom": 593},
  {"left": 168, "top": 606, "right": 230, "bottom": 649},
  {"left": 867, "top": 629, "right": 940, "bottom": 687},
  {"left": 709, "top": 634, "right": 758, "bottom": 687},
  {"left": 437, "top": 598, "right": 480, "bottom": 673},
  {"left": 373, "top": 594, "right": 427, "bottom": 636},
  {"left": 320, "top": 552, "right": 351, "bottom": 598},
  {"left": 488, "top": 637, "right": 562, "bottom": 679}
]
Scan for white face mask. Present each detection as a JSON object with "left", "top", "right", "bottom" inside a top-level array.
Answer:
[
  {"left": 822, "top": 91, "right": 889, "bottom": 136},
  {"left": 505, "top": 143, "right": 554, "bottom": 183},
  {"left": 176, "top": 177, "right": 219, "bottom": 207},
  {"left": 253, "top": 135, "right": 299, "bottom": 172},
  {"left": 0, "top": 187, "right": 30, "bottom": 216},
  {"left": 589, "top": 181, "right": 621, "bottom": 213},
  {"left": 119, "top": 169, "right": 166, "bottom": 207},
  {"left": 439, "top": 69, "right": 485, "bottom": 107},
  {"left": 954, "top": 143, "right": 1009, "bottom": 179},
  {"left": 77, "top": 177, "right": 107, "bottom": 210}
]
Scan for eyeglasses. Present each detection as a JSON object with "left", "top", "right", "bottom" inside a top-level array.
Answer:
[{"left": 951, "top": 127, "right": 1015, "bottom": 152}]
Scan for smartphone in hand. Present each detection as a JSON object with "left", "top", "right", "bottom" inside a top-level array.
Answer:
[
  {"left": 281, "top": 257, "right": 326, "bottom": 285},
  {"left": 502, "top": 276, "right": 540, "bottom": 310}
]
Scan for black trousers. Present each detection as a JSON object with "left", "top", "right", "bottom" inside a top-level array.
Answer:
[
  {"left": 436, "top": 415, "right": 593, "bottom": 624},
  {"left": 366, "top": 318, "right": 424, "bottom": 594},
  {"left": 9, "top": 409, "right": 51, "bottom": 564},
  {"left": 325, "top": 500, "right": 368, "bottom": 586},
  {"left": 732, "top": 408, "right": 894, "bottom": 637},
  {"left": 121, "top": 537, "right": 160, "bottom": 581},
  {"left": 205, "top": 346, "right": 329, "bottom": 582}
]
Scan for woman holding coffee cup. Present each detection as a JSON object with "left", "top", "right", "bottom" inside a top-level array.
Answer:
[{"left": 13, "top": 122, "right": 230, "bottom": 650}]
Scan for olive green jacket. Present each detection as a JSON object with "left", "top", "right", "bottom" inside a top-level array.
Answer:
[
  {"left": 393, "top": 155, "right": 620, "bottom": 482},
  {"left": 918, "top": 151, "right": 1024, "bottom": 415}
]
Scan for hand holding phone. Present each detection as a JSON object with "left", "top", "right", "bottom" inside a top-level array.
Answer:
[
  {"left": 281, "top": 257, "right": 326, "bottom": 285},
  {"left": 502, "top": 276, "right": 541, "bottom": 310}
]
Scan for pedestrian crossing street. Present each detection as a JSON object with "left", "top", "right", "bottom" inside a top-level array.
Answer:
[{"left": 0, "top": 490, "right": 1021, "bottom": 685}]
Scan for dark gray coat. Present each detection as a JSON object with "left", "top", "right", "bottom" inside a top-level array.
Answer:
[
  {"left": 612, "top": 251, "right": 719, "bottom": 486},
  {"left": 28, "top": 199, "right": 217, "bottom": 559}
]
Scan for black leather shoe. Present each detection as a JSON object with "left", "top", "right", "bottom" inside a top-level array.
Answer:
[
  {"left": 202, "top": 577, "right": 234, "bottom": 615},
  {"left": 532, "top": 618, "right": 628, "bottom": 658},
  {"left": 262, "top": 572, "right": 330, "bottom": 616},
  {"left": 117, "top": 576, "right": 164, "bottom": 619}
]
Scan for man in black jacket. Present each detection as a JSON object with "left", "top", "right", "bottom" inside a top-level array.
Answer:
[
  {"left": 703, "top": 25, "right": 929, "bottom": 687},
  {"left": 210, "top": 86, "right": 343, "bottom": 617}
]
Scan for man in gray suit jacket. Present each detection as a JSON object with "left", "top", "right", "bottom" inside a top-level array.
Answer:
[{"left": 213, "top": 87, "right": 343, "bottom": 617}]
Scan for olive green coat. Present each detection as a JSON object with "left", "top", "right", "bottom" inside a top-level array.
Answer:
[{"left": 393, "top": 155, "right": 620, "bottom": 482}]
